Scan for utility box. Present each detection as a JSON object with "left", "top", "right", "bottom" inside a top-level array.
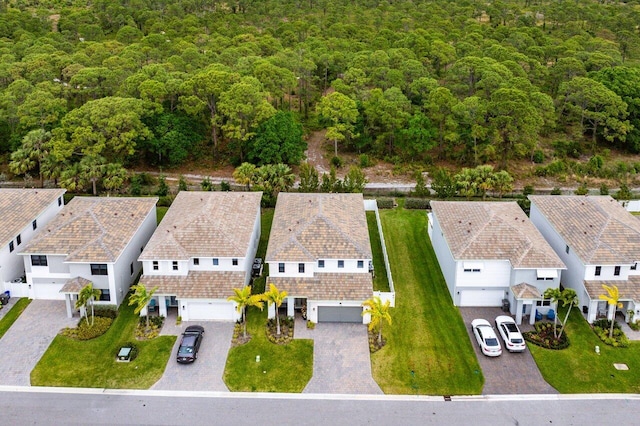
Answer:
[{"left": 501, "top": 299, "right": 510, "bottom": 312}]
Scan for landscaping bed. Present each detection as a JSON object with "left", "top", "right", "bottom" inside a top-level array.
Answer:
[
  {"left": 523, "top": 322, "right": 570, "bottom": 350},
  {"left": 591, "top": 319, "right": 629, "bottom": 348},
  {"left": 134, "top": 315, "right": 165, "bottom": 340}
]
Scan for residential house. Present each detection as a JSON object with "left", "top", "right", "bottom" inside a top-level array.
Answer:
[
  {"left": 0, "top": 188, "right": 66, "bottom": 296},
  {"left": 428, "top": 201, "right": 566, "bottom": 324},
  {"left": 138, "top": 191, "right": 262, "bottom": 321},
  {"left": 529, "top": 195, "right": 640, "bottom": 323},
  {"left": 266, "top": 193, "right": 373, "bottom": 324},
  {"left": 19, "top": 196, "right": 158, "bottom": 317}
]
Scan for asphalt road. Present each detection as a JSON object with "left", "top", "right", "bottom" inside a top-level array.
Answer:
[{"left": 1, "top": 388, "right": 638, "bottom": 425}]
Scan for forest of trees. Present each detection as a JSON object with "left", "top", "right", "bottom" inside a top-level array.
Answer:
[{"left": 1, "top": 0, "right": 640, "bottom": 194}]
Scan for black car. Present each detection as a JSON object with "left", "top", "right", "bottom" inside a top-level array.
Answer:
[{"left": 176, "top": 325, "right": 205, "bottom": 363}]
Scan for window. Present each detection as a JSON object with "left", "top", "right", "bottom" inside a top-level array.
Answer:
[
  {"left": 232, "top": 258, "right": 238, "bottom": 266},
  {"left": 16, "top": 234, "right": 21, "bottom": 245},
  {"left": 318, "top": 260, "right": 325, "bottom": 268},
  {"left": 31, "top": 255, "right": 47, "bottom": 266},
  {"left": 595, "top": 266, "right": 601, "bottom": 276},
  {"left": 99, "top": 289, "right": 110, "bottom": 302},
  {"left": 152, "top": 261, "right": 159, "bottom": 270},
  {"left": 90, "top": 264, "right": 108, "bottom": 275},
  {"left": 32, "top": 220, "right": 37, "bottom": 230},
  {"left": 213, "top": 258, "right": 219, "bottom": 266},
  {"left": 464, "top": 268, "right": 481, "bottom": 273},
  {"left": 298, "top": 263, "right": 305, "bottom": 273},
  {"left": 193, "top": 258, "right": 199, "bottom": 266},
  {"left": 614, "top": 266, "right": 621, "bottom": 276},
  {"left": 565, "top": 245, "right": 569, "bottom": 254},
  {"left": 172, "top": 261, "right": 178, "bottom": 271},
  {"left": 9, "top": 241, "right": 13, "bottom": 252},
  {"left": 130, "top": 263, "right": 134, "bottom": 275},
  {"left": 536, "top": 300, "right": 551, "bottom": 307},
  {"left": 338, "top": 260, "right": 344, "bottom": 268},
  {"left": 279, "top": 263, "right": 285, "bottom": 273},
  {"left": 357, "top": 260, "right": 364, "bottom": 269},
  {"left": 58, "top": 197, "right": 62, "bottom": 206}
]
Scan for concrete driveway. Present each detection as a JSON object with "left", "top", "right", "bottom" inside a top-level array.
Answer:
[
  {"left": 0, "top": 300, "right": 76, "bottom": 386},
  {"left": 460, "top": 307, "right": 557, "bottom": 395},
  {"left": 295, "top": 318, "right": 383, "bottom": 394},
  {"left": 152, "top": 320, "right": 233, "bottom": 391}
]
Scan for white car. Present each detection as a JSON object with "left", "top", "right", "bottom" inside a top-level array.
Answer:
[
  {"left": 495, "top": 315, "right": 526, "bottom": 352},
  {"left": 471, "top": 319, "right": 502, "bottom": 357}
]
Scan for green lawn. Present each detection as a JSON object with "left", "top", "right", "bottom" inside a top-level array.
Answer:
[
  {"left": 31, "top": 300, "right": 175, "bottom": 389},
  {"left": 0, "top": 298, "right": 31, "bottom": 339},
  {"left": 366, "top": 211, "right": 390, "bottom": 292},
  {"left": 252, "top": 208, "right": 274, "bottom": 294},
  {"left": 223, "top": 306, "right": 313, "bottom": 392},
  {"left": 156, "top": 206, "right": 169, "bottom": 224},
  {"left": 372, "top": 207, "right": 483, "bottom": 395},
  {"left": 529, "top": 308, "right": 640, "bottom": 393}
]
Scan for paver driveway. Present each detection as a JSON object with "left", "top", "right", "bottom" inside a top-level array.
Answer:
[
  {"left": 152, "top": 320, "right": 233, "bottom": 391},
  {"left": 460, "top": 307, "right": 558, "bottom": 395},
  {"left": 0, "top": 299, "right": 76, "bottom": 386},
  {"left": 295, "top": 319, "right": 382, "bottom": 394}
]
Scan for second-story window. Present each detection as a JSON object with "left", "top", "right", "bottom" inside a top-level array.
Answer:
[
  {"left": 16, "top": 234, "right": 21, "bottom": 245},
  {"left": 193, "top": 258, "right": 199, "bottom": 266},
  {"left": 318, "top": 260, "right": 325, "bottom": 268},
  {"left": 298, "top": 263, "right": 305, "bottom": 273},
  {"left": 357, "top": 260, "right": 364, "bottom": 269},
  {"left": 338, "top": 260, "right": 344, "bottom": 268},
  {"left": 213, "top": 258, "right": 219, "bottom": 266},
  {"left": 90, "top": 264, "right": 108, "bottom": 275},
  {"left": 32, "top": 219, "right": 37, "bottom": 230},
  {"left": 172, "top": 261, "right": 178, "bottom": 271},
  {"left": 232, "top": 258, "right": 238, "bottom": 266},
  {"left": 278, "top": 263, "right": 285, "bottom": 273},
  {"left": 614, "top": 266, "right": 621, "bottom": 276},
  {"left": 153, "top": 261, "right": 159, "bottom": 270},
  {"left": 595, "top": 266, "right": 601, "bottom": 276}
]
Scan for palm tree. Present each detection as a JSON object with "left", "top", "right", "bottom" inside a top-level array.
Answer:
[
  {"left": 556, "top": 288, "right": 578, "bottom": 340},
  {"left": 227, "top": 286, "right": 264, "bottom": 338},
  {"left": 543, "top": 288, "right": 562, "bottom": 338},
  {"left": 9, "top": 129, "right": 51, "bottom": 187},
  {"left": 599, "top": 284, "right": 623, "bottom": 338},
  {"left": 79, "top": 155, "right": 106, "bottom": 196},
  {"left": 75, "top": 283, "right": 101, "bottom": 326},
  {"left": 129, "top": 283, "right": 158, "bottom": 329},
  {"left": 362, "top": 296, "right": 392, "bottom": 346},
  {"left": 233, "top": 162, "right": 256, "bottom": 191},
  {"left": 263, "top": 283, "right": 288, "bottom": 335}
]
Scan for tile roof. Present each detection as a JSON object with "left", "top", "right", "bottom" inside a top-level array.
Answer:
[
  {"left": 0, "top": 188, "right": 65, "bottom": 247},
  {"left": 529, "top": 195, "right": 640, "bottom": 264},
  {"left": 431, "top": 201, "right": 565, "bottom": 269},
  {"left": 20, "top": 196, "right": 158, "bottom": 263},
  {"left": 140, "top": 271, "right": 246, "bottom": 299},
  {"left": 511, "top": 282, "right": 543, "bottom": 299},
  {"left": 583, "top": 277, "right": 640, "bottom": 303},
  {"left": 268, "top": 273, "right": 373, "bottom": 300},
  {"left": 59, "top": 276, "right": 92, "bottom": 293},
  {"left": 139, "top": 191, "right": 262, "bottom": 260},
  {"left": 266, "top": 193, "right": 372, "bottom": 262}
]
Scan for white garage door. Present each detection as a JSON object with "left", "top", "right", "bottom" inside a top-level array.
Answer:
[
  {"left": 187, "top": 301, "right": 235, "bottom": 321},
  {"left": 33, "top": 283, "right": 65, "bottom": 300},
  {"left": 459, "top": 290, "right": 504, "bottom": 307}
]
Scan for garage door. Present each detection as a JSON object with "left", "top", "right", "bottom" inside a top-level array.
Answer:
[
  {"left": 459, "top": 290, "right": 504, "bottom": 307},
  {"left": 187, "top": 301, "right": 235, "bottom": 321},
  {"left": 318, "top": 306, "right": 363, "bottom": 323},
  {"left": 33, "top": 283, "right": 65, "bottom": 300}
]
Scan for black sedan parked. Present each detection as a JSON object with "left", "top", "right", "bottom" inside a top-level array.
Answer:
[{"left": 176, "top": 325, "right": 205, "bottom": 364}]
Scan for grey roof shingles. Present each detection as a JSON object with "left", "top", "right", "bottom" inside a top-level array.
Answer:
[
  {"left": 431, "top": 200, "right": 565, "bottom": 269},
  {"left": 0, "top": 188, "right": 66, "bottom": 247},
  {"left": 266, "top": 193, "right": 372, "bottom": 262},
  {"left": 139, "top": 191, "right": 262, "bottom": 261},
  {"left": 529, "top": 195, "right": 640, "bottom": 264},
  {"left": 20, "top": 196, "right": 158, "bottom": 263}
]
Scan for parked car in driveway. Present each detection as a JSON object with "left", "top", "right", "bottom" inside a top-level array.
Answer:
[
  {"left": 471, "top": 319, "right": 502, "bottom": 357},
  {"left": 495, "top": 315, "right": 526, "bottom": 352},
  {"left": 177, "top": 325, "right": 205, "bottom": 363}
]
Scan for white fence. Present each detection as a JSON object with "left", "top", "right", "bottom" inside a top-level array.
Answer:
[
  {"left": 364, "top": 199, "right": 395, "bottom": 307},
  {"left": 622, "top": 200, "right": 640, "bottom": 212}
]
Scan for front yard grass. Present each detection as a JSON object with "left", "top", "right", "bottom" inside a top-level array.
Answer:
[
  {"left": 0, "top": 298, "right": 31, "bottom": 340},
  {"left": 529, "top": 308, "right": 640, "bottom": 393},
  {"left": 223, "top": 306, "right": 313, "bottom": 392},
  {"left": 366, "top": 211, "right": 390, "bottom": 292},
  {"left": 372, "top": 207, "right": 483, "bottom": 395},
  {"left": 31, "top": 299, "right": 175, "bottom": 389}
]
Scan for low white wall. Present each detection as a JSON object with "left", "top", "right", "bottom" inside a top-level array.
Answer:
[{"left": 364, "top": 200, "right": 395, "bottom": 306}]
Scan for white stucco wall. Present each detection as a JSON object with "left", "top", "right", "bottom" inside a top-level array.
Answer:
[{"left": 427, "top": 211, "right": 457, "bottom": 300}]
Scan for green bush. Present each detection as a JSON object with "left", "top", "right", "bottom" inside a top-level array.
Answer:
[
  {"left": 574, "top": 184, "right": 589, "bottom": 195},
  {"left": 550, "top": 187, "right": 562, "bottom": 195},
  {"left": 359, "top": 154, "right": 371, "bottom": 168},
  {"left": 62, "top": 316, "right": 113, "bottom": 340},
  {"left": 591, "top": 319, "right": 629, "bottom": 347},
  {"left": 220, "top": 180, "right": 231, "bottom": 191},
  {"left": 522, "top": 185, "right": 534, "bottom": 196},
  {"left": 94, "top": 306, "right": 118, "bottom": 319},
  {"left": 376, "top": 197, "right": 395, "bottom": 209},
  {"left": 330, "top": 156, "right": 343, "bottom": 168},
  {"left": 157, "top": 196, "right": 173, "bottom": 207},
  {"left": 532, "top": 150, "right": 544, "bottom": 164},
  {"left": 404, "top": 198, "right": 430, "bottom": 210},
  {"left": 523, "top": 321, "right": 570, "bottom": 350}
]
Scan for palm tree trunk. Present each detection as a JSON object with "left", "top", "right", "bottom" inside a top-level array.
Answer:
[
  {"left": 609, "top": 306, "right": 615, "bottom": 338},
  {"left": 91, "top": 299, "right": 95, "bottom": 326},
  {"left": 558, "top": 302, "right": 572, "bottom": 339},
  {"left": 276, "top": 311, "right": 281, "bottom": 335},
  {"left": 242, "top": 308, "right": 247, "bottom": 339},
  {"left": 377, "top": 325, "right": 382, "bottom": 345}
]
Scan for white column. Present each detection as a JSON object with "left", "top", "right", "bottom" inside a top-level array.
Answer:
[
  {"left": 287, "top": 296, "right": 294, "bottom": 317},
  {"left": 159, "top": 296, "right": 167, "bottom": 317},
  {"left": 515, "top": 300, "right": 523, "bottom": 325},
  {"left": 65, "top": 294, "right": 72, "bottom": 318},
  {"left": 530, "top": 304, "right": 536, "bottom": 325}
]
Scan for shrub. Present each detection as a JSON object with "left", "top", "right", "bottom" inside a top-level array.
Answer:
[
  {"left": 156, "top": 175, "right": 169, "bottom": 196},
  {"left": 330, "top": 156, "right": 343, "bottom": 168},
  {"left": 94, "top": 306, "right": 117, "bottom": 319},
  {"left": 600, "top": 183, "right": 609, "bottom": 195},
  {"left": 135, "top": 315, "right": 164, "bottom": 339},
  {"left": 522, "top": 185, "right": 534, "bottom": 196},
  {"left": 404, "top": 198, "right": 430, "bottom": 210},
  {"left": 201, "top": 177, "right": 213, "bottom": 191},
  {"left": 550, "top": 187, "right": 562, "bottom": 195},
  {"left": 574, "top": 183, "right": 589, "bottom": 195},
  {"left": 591, "top": 319, "right": 629, "bottom": 347},
  {"left": 178, "top": 175, "right": 188, "bottom": 191},
  {"left": 359, "top": 154, "right": 371, "bottom": 168},
  {"left": 157, "top": 195, "right": 173, "bottom": 207},
  {"left": 61, "top": 316, "right": 113, "bottom": 340},
  {"left": 306, "top": 320, "right": 315, "bottom": 329},
  {"left": 376, "top": 197, "right": 395, "bottom": 209},
  {"left": 265, "top": 316, "right": 294, "bottom": 344},
  {"left": 629, "top": 320, "right": 640, "bottom": 331},
  {"left": 220, "top": 180, "right": 231, "bottom": 191},
  {"left": 523, "top": 321, "right": 570, "bottom": 350},
  {"left": 532, "top": 150, "right": 544, "bottom": 164},
  {"left": 117, "top": 342, "right": 139, "bottom": 362}
]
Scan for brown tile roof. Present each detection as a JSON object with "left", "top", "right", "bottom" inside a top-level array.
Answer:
[
  {"left": 529, "top": 195, "right": 640, "bottom": 264},
  {"left": 431, "top": 201, "right": 565, "bottom": 269},
  {"left": 266, "top": 193, "right": 372, "bottom": 262},
  {"left": 583, "top": 277, "right": 640, "bottom": 303},
  {"left": 20, "top": 196, "right": 158, "bottom": 263},
  {"left": 0, "top": 188, "right": 65, "bottom": 247},
  {"left": 139, "top": 191, "right": 262, "bottom": 260},
  {"left": 511, "top": 282, "right": 543, "bottom": 299},
  {"left": 140, "top": 271, "right": 246, "bottom": 299},
  {"left": 268, "top": 273, "right": 373, "bottom": 300},
  {"left": 59, "top": 276, "right": 92, "bottom": 293}
]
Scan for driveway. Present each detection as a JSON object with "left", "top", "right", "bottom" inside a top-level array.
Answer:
[
  {"left": 152, "top": 319, "right": 233, "bottom": 391},
  {"left": 460, "top": 307, "right": 558, "bottom": 395},
  {"left": 0, "top": 299, "right": 76, "bottom": 386},
  {"left": 295, "top": 317, "right": 382, "bottom": 394}
]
